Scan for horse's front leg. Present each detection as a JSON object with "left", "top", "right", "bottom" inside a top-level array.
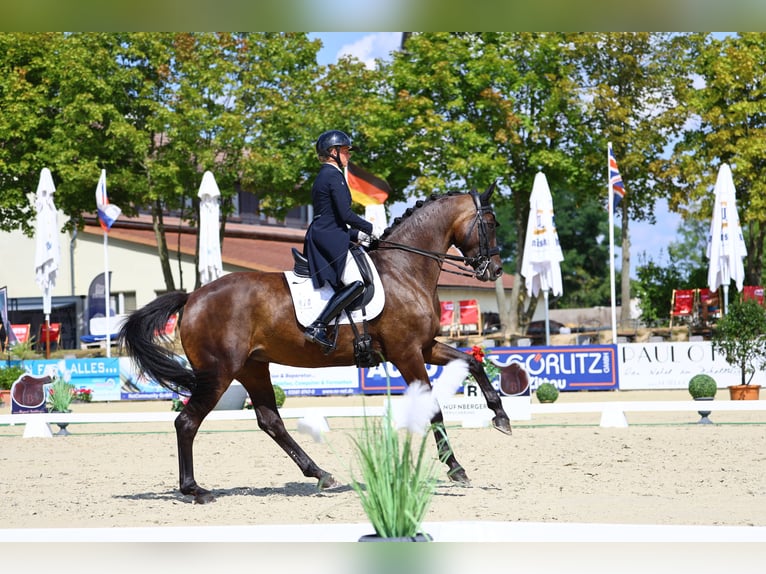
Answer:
[
  {"left": 425, "top": 341, "right": 512, "bottom": 435},
  {"left": 241, "top": 361, "right": 340, "bottom": 490}
]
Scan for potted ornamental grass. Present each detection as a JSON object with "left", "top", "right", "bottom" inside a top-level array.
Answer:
[
  {"left": 351, "top": 359, "right": 467, "bottom": 542},
  {"left": 712, "top": 298, "right": 766, "bottom": 400},
  {"left": 47, "top": 377, "right": 75, "bottom": 413},
  {"left": 298, "top": 359, "right": 468, "bottom": 541},
  {"left": 47, "top": 376, "right": 76, "bottom": 435}
]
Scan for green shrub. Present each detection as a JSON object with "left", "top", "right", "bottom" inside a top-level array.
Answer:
[
  {"left": 536, "top": 382, "right": 559, "bottom": 403},
  {"left": 712, "top": 298, "right": 766, "bottom": 386},
  {"left": 0, "top": 365, "right": 27, "bottom": 390},
  {"left": 688, "top": 374, "right": 717, "bottom": 399},
  {"left": 273, "top": 384, "right": 286, "bottom": 407}
]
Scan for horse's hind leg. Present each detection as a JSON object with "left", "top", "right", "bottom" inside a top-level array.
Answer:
[
  {"left": 238, "top": 360, "right": 339, "bottom": 490},
  {"left": 175, "top": 375, "right": 226, "bottom": 504},
  {"left": 394, "top": 354, "right": 471, "bottom": 484},
  {"left": 430, "top": 409, "right": 471, "bottom": 485}
]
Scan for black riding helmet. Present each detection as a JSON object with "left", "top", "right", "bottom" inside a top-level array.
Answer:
[{"left": 315, "top": 130, "right": 353, "bottom": 168}]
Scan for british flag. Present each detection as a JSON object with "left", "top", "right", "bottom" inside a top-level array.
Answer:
[{"left": 609, "top": 144, "right": 626, "bottom": 210}]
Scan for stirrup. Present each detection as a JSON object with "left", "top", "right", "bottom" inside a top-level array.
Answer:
[{"left": 304, "top": 324, "right": 335, "bottom": 353}]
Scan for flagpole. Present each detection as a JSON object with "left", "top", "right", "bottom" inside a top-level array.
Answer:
[
  {"left": 103, "top": 232, "right": 111, "bottom": 358},
  {"left": 608, "top": 142, "right": 618, "bottom": 344}
]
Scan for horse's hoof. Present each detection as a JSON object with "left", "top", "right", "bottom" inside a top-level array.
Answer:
[
  {"left": 448, "top": 467, "right": 471, "bottom": 485},
  {"left": 318, "top": 474, "right": 341, "bottom": 490},
  {"left": 192, "top": 489, "right": 216, "bottom": 504},
  {"left": 492, "top": 415, "right": 513, "bottom": 436}
]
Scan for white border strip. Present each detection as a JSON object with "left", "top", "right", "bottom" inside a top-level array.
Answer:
[{"left": 2, "top": 521, "right": 765, "bottom": 542}]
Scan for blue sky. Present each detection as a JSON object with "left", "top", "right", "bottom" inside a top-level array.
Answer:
[{"left": 310, "top": 32, "right": 682, "bottom": 277}]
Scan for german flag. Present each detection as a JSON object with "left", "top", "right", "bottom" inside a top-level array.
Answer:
[{"left": 346, "top": 162, "right": 391, "bottom": 206}]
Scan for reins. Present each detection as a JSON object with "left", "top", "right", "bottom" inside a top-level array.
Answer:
[{"left": 375, "top": 190, "right": 498, "bottom": 279}]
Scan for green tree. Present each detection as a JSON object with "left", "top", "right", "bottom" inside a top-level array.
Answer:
[
  {"left": 0, "top": 33, "right": 61, "bottom": 234},
  {"left": 388, "top": 32, "right": 596, "bottom": 334},
  {"left": 634, "top": 250, "right": 684, "bottom": 326},
  {"left": 669, "top": 32, "right": 766, "bottom": 286},
  {"left": 574, "top": 32, "right": 694, "bottom": 325}
]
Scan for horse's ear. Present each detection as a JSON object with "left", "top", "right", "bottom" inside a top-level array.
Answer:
[{"left": 480, "top": 180, "right": 497, "bottom": 203}]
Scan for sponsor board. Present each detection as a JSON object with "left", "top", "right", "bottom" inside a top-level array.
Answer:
[{"left": 618, "top": 341, "right": 766, "bottom": 390}]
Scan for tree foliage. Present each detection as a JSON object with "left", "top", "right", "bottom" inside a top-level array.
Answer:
[
  {"left": 3, "top": 31, "right": 765, "bottom": 315},
  {"left": 669, "top": 33, "right": 766, "bottom": 286},
  {"left": 573, "top": 32, "right": 693, "bottom": 323}
]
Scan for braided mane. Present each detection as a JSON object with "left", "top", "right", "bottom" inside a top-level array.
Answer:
[{"left": 379, "top": 190, "right": 464, "bottom": 242}]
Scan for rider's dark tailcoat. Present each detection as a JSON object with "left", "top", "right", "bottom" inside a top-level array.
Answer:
[{"left": 304, "top": 163, "right": 373, "bottom": 289}]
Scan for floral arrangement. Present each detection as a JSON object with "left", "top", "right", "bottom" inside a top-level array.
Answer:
[
  {"left": 171, "top": 396, "right": 189, "bottom": 412},
  {"left": 72, "top": 387, "right": 93, "bottom": 403},
  {"left": 464, "top": 345, "right": 500, "bottom": 385},
  {"left": 47, "top": 378, "right": 75, "bottom": 413}
]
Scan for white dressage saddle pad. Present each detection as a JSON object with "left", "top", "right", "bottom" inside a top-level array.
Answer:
[{"left": 284, "top": 252, "right": 386, "bottom": 328}]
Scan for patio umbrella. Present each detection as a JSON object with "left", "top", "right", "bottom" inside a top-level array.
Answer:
[
  {"left": 520, "top": 172, "right": 564, "bottom": 345},
  {"left": 197, "top": 171, "right": 223, "bottom": 285},
  {"left": 707, "top": 163, "right": 747, "bottom": 315},
  {"left": 33, "top": 167, "right": 60, "bottom": 358}
]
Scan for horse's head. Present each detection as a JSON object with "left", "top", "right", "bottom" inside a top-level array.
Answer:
[{"left": 453, "top": 182, "right": 504, "bottom": 282}]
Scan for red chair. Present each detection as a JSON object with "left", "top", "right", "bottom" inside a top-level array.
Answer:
[
  {"left": 457, "top": 299, "right": 482, "bottom": 335},
  {"left": 743, "top": 285, "right": 764, "bottom": 306},
  {"left": 10, "top": 324, "right": 31, "bottom": 344},
  {"left": 439, "top": 301, "right": 456, "bottom": 337},
  {"left": 37, "top": 322, "right": 62, "bottom": 352},
  {"left": 698, "top": 288, "right": 721, "bottom": 326},
  {"left": 669, "top": 289, "right": 696, "bottom": 329}
]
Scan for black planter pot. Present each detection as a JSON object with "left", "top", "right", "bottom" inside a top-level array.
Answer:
[
  {"left": 693, "top": 396, "right": 714, "bottom": 424},
  {"left": 51, "top": 409, "right": 72, "bottom": 436}
]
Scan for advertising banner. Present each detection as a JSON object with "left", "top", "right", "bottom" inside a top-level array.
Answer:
[
  {"left": 617, "top": 341, "right": 766, "bottom": 390},
  {"left": 118, "top": 356, "right": 177, "bottom": 400},
  {"left": 269, "top": 363, "right": 359, "bottom": 396},
  {"left": 488, "top": 345, "right": 618, "bottom": 391},
  {"left": 27, "top": 357, "right": 124, "bottom": 401}
]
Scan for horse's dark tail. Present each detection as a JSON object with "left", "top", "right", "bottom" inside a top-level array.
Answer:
[{"left": 119, "top": 291, "right": 197, "bottom": 395}]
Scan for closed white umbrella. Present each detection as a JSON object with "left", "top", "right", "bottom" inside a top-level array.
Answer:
[
  {"left": 520, "top": 172, "right": 564, "bottom": 345},
  {"left": 707, "top": 163, "right": 747, "bottom": 315},
  {"left": 33, "top": 167, "right": 60, "bottom": 358},
  {"left": 197, "top": 171, "right": 223, "bottom": 285}
]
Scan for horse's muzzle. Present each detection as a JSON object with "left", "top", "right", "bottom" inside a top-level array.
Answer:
[{"left": 474, "top": 258, "right": 503, "bottom": 282}]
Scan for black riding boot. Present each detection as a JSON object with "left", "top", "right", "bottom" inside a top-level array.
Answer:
[{"left": 304, "top": 280, "right": 365, "bottom": 352}]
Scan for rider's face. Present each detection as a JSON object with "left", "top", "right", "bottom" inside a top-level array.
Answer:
[{"left": 337, "top": 146, "right": 351, "bottom": 167}]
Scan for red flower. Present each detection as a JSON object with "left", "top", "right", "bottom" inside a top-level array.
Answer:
[{"left": 470, "top": 345, "right": 485, "bottom": 362}]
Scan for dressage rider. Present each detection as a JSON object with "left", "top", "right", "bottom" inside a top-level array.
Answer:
[{"left": 303, "top": 129, "right": 376, "bottom": 352}]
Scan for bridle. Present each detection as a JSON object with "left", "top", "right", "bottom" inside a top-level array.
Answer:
[{"left": 376, "top": 190, "right": 500, "bottom": 279}]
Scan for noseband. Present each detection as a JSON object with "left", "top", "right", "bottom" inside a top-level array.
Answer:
[{"left": 377, "top": 190, "right": 499, "bottom": 279}]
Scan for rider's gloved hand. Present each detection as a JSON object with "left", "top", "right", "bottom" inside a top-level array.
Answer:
[{"left": 358, "top": 231, "right": 378, "bottom": 247}]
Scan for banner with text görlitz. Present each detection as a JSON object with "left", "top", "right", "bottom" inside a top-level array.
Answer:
[{"left": 360, "top": 345, "right": 618, "bottom": 393}]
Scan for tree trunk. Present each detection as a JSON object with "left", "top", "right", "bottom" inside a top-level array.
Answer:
[
  {"left": 152, "top": 201, "right": 175, "bottom": 292},
  {"left": 494, "top": 277, "right": 508, "bottom": 336}
]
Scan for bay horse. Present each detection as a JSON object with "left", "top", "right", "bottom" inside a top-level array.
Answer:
[{"left": 119, "top": 183, "right": 510, "bottom": 504}]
